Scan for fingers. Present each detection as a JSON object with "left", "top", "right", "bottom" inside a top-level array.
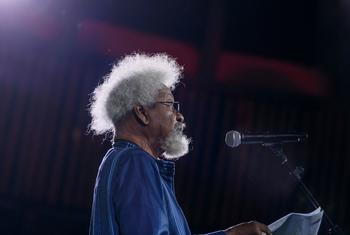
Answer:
[
  {"left": 224, "top": 221, "right": 272, "bottom": 235},
  {"left": 245, "top": 221, "right": 272, "bottom": 235},
  {"left": 254, "top": 221, "right": 272, "bottom": 235}
]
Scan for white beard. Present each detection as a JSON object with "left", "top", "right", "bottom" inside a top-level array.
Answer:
[{"left": 162, "top": 122, "right": 191, "bottom": 160}]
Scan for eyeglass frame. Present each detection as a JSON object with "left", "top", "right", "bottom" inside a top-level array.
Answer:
[{"left": 155, "top": 101, "right": 180, "bottom": 112}]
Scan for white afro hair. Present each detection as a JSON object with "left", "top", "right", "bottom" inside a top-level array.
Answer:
[{"left": 89, "top": 53, "right": 183, "bottom": 136}]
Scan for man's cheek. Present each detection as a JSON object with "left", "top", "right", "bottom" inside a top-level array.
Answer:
[
  {"left": 165, "top": 110, "right": 174, "bottom": 117},
  {"left": 165, "top": 112, "right": 176, "bottom": 123}
]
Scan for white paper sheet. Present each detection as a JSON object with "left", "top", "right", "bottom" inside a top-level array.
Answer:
[{"left": 268, "top": 207, "right": 323, "bottom": 235}]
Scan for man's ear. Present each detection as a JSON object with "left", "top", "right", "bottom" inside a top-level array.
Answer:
[{"left": 133, "top": 105, "right": 150, "bottom": 125}]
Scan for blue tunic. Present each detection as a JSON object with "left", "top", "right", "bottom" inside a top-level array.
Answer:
[{"left": 89, "top": 140, "right": 224, "bottom": 235}]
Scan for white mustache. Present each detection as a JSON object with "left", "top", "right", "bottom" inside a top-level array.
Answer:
[{"left": 174, "top": 122, "right": 185, "bottom": 132}]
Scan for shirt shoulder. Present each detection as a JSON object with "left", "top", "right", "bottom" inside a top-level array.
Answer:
[
  {"left": 116, "top": 146, "right": 156, "bottom": 167},
  {"left": 111, "top": 146, "right": 165, "bottom": 209},
  {"left": 111, "top": 146, "right": 162, "bottom": 192}
]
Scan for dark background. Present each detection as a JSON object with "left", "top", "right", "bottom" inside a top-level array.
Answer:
[{"left": 0, "top": 0, "right": 349, "bottom": 234}]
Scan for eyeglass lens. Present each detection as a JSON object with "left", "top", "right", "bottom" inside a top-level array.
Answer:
[{"left": 174, "top": 102, "right": 180, "bottom": 112}]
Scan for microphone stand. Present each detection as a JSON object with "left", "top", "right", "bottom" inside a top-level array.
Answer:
[{"left": 264, "top": 143, "right": 343, "bottom": 235}]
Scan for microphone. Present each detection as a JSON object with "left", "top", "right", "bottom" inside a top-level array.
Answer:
[{"left": 225, "top": 130, "right": 308, "bottom": 148}]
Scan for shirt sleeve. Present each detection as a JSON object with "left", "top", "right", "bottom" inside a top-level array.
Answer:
[{"left": 112, "top": 150, "right": 169, "bottom": 235}]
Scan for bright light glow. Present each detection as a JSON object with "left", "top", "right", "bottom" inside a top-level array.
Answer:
[
  {"left": 0, "top": 0, "right": 37, "bottom": 35},
  {"left": 0, "top": 0, "right": 31, "bottom": 8}
]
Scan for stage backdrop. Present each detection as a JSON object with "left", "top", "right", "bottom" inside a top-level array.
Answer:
[{"left": 0, "top": 39, "right": 349, "bottom": 235}]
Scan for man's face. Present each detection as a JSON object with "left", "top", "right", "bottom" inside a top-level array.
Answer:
[
  {"left": 153, "top": 87, "right": 178, "bottom": 139},
  {"left": 149, "top": 87, "right": 190, "bottom": 159}
]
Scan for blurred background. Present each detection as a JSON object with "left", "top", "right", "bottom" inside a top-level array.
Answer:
[{"left": 0, "top": 0, "right": 349, "bottom": 234}]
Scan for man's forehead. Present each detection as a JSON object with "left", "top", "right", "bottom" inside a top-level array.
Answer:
[{"left": 157, "top": 87, "right": 174, "bottom": 100}]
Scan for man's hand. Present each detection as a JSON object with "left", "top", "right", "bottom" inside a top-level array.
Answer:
[{"left": 224, "top": 221, "right": 272, "bottom": 235}]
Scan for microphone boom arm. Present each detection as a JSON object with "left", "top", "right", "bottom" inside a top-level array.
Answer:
[{"left": 266, "top": 143, "right": 343, "bottom": 235}]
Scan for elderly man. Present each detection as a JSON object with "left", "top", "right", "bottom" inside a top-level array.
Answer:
[{"left": 89, "top": 53, "right": 272, "bottom": 235}]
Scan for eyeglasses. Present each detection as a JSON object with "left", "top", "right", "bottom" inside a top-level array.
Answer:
[{"left": 155, "top": 101, "right": 180, "bottom": 112}]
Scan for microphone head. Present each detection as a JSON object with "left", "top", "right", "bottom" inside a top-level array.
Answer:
[{"left": 225, "top": 130, "right": 241, "bottom": 148}]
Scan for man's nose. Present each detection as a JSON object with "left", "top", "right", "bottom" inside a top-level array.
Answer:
[{"left": 176, "top": 112, "right": 184, "bottom": 123}]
